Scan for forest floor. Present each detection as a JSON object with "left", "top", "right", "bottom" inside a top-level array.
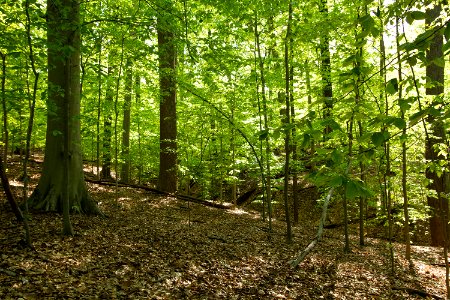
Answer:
[{"left": 0, "top": 155, "right": 447, "bottom": 299}]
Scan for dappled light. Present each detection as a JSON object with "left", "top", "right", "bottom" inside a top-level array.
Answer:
[{"left": 1, "top": 0, "right": 449, "bottom": 298}]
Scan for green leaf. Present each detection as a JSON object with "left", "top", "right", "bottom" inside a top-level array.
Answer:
[
  {"left": 258, "top": 129, "right": 269, "bottom": 141},
  {"left": 331, "top": 149, "right": 343, "bottom": 163},
  {"left": 345, "top": 180, "right": 359, "bottom": 199},
  {"left": 321, "top": 119, "right": 342, "bottom": 131},
  {"left": 345, "top": 179, "right": 373, "bottom": 199},
  {"left": 444, "top": 40, "right": 450, "bottom": 55},
  {"left": 370, "top": 27, "right": 380, "bottom": 38},
  {"left": 409, "top": 108, "right": 429, "bottom": 125},
  {"left": 386, "top": 78, "right": 398, "bottom": 95},
  {"left": 410, "top": 11, "right": 427, "bottom": 20},
  {"left": 407, "top": 56, "right": 417, "bottom": 66},
  {"left": 301, "top": 133, "right": 311, "bottom": 148},
  {"left": 405, "top": 13, "right": 413, "bottom": 25},
  {"left": 356, "top": 30, "right": 370, "bottom": 40},
  {"left": 398, "top": 98, "right": 412, "bottom": 112},
  {"left": 329, "top": 175, "right": 344, "bottom": 187},
  {"left": 371, "top": 131, "right": 389, "bottom": 146},
  {"left": 391, "top": 117, "right": 406, "bottom": 130},
  {"left": 8, "top": 51, "right": 21, "bottom": 58},
  {"left": 444, "top": 22, "right": 450, "bottom": 41},
  {"left": 432, "top": 57, "right": 445, "bottom": 68},
  {"left": 342, "top": 54, "right": 356, "bottom": 67},
  {"left": 272, "top": 128, "right": 281, "bottom": 140},
  {"left": 359, "top": 15, "right": 375, "bottom": 30}
]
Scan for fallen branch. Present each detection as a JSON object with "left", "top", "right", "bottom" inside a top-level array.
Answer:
[
  {"left": 85, "top": 178, "right": 233, "bottom": 210},
  {"left": 0, "top": 268, "right": 17, "bottom": 276},
  {"left": 289, "top": 187, "right": 335, "bottom": 268},
  {"left": 0, "top": 156, "right": 24, "bottom": 222},
  {"left": 392, "top": 286, "right": 444, "bottom": 300}
]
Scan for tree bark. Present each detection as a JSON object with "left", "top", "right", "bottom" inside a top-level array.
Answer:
[
  {"left": 157, "top": 2, "right": 178, "bottom": 193},
  {"left": 0, "top": 51, "right": 7, "bottom": 165},
  {"left": 319, "top": 0, "right": 333, "bottom": 136},
  {"left": 425, "top": 3, "right": 448, "bottom": 247},
  {"left": 100, "top": 56, "right": 114, "bottom": 180},
  {"left": 120, "top": 58, "right": 132, "bottom": 183},
  {"left": 28, "top": 0, "right": 100, "bottom": 215},
  {"left": 0, "top": 155, "right": 23, "bottom": 222}
]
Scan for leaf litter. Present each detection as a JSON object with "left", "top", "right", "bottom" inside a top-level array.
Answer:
[{"left": 0, "top": 160, "right": 447, "bottom": 299}]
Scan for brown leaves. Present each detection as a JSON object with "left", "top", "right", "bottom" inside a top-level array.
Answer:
[{"left": 0, "top": 159, "right": 447, "bottom": 299}]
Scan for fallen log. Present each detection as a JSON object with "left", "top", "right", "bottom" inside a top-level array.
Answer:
[
  {"left": 85, "top": 178, "right": 233, "bottom": 210},
  {"left": 236, "top": 188, "right": 261, "bottom": 206},
  {"left": 392, "top": 286, "right": 444, "bottom": 300}
]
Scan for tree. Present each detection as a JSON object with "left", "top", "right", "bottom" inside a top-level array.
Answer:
[
  {"left": 157, "top": 1, "right": 178, "bottom": 193},
  {"left": 100, "top": 54, "right": 114, "bottom": 180},
  {"left": 120, "top": 58, "right": 133, "bottom": 183},
  {"left": 28, "top": 0, "right": 100, "bottom": 215},
  {"left": 319, "top": 0, "right": 333, "bottom": 136},
  {"left": 425, "top": 2, "right": 448, "bottom": 248}
]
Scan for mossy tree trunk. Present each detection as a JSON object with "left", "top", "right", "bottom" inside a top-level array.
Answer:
[{"left": 28, "top": 0, "right": 100, "bottom": 215}]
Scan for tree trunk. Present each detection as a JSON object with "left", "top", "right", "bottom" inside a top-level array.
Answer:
[
  {"left": 157, "top": 1, "right": 178, "bottom": 193},
  {"left": 0, "top": 51, "right": 7, "bottom": 165},
  {"left": 100, "top": 56, "right": 114, "bottom": 180},
  {"left": 120, "top": 58, "right": 132, "bottom": 183},
  {"left": 28, "top": 0, "right": 100, "bottom": 215},
  {"left": 0, "top": 155, "right": 23, "bottom": 222},
  {"left": 425, "top": 3, "right": 448, "bottom": 247},
  {"left": 319, "top": 0, "right": 333, "bottom": 136},
  {"left": 283, "top": 0, "right": 293, "bottom": 243},
  {"left": 135, "top": 74, "right": 142, "bottom": 184},
  {"left": 255, "top": 10, "right": 272, "bottom": 231},
  {"left": 96, "top": 36, "right": 102, "bottom": 180}
]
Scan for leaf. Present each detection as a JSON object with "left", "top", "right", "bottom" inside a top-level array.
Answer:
[
  {"left": 410, "top": 11, "right": 427, "bottom": 20},
  {"left": 329, "top": 175, "right": 344, "bottom": 187},
  {"left": 371, "top": 131, "right": 389, "bottom": 147},
  {"left": 407, "top": 56, "right": 417, "bottom": 66},
  {"left": 409, "top": 108, "right": 429, "bottom": 125},
  {"left": 301, "top": 133, "right": 311, "bottom": 148},
  {"left": 445, "top": 21, "right": 450, "bottom": 41},
  {"left": 391, "top": 117, "right": 406, "bottom": 130},
  {"left": 8, "top": 51, "right": 21, "bottom": 58},
  {"left": 359, "top": 15, "right": 375, "bottom": 30},
  {"left": 342, "top": 54, "right": 356, "bottom": 67},
  {"left": 345, "top": 180, "right": 359, "bottom": 199},
  {"left": 258, "top": 129, "right": 269, "bottom": 141},
  {"left": 386, "top": 78, "right": 398, "bottom": 95},
  {"left": 443, "top": 40, "right": 450, "bottom": 55},
  {"left": 331, "top": 149, "right": 343, "bottom": 164},
  {"left": 398, "top": 98, "right": 412, "bottom": 112},
  {"left": 345, "top": 179, "right": 373, "bottom": 199}
]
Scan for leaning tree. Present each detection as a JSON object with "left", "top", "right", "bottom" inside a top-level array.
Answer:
[{"left": 28, "top": 0, "right": 100, "bottom": 214}]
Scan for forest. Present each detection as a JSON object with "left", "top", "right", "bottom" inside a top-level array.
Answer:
[{"left": 0, "top": 0, "right": 449, "bottom": 298}]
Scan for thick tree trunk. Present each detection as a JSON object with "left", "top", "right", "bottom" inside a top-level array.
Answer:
[
  {"left": 425, "top": 3, "right": 448, "bottom": 247},
  {"left": 28, "top": 0, "right": 100, "bottom": 215},
  {"left": 157, "top": 3, "right": 178, "bottom": 193}
]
